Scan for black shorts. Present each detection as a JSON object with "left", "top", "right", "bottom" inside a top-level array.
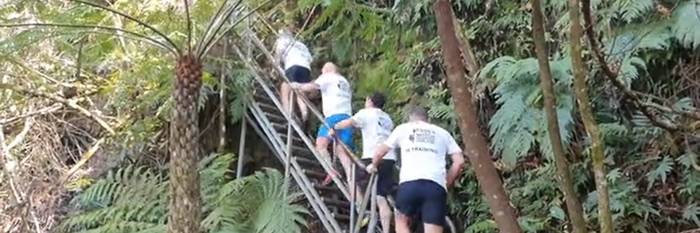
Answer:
[
  {"left": 285, "top": 65, "right": 311, "bottom": 83},
  {"left": 395, "top": 179, "right": 447, "bottom": 225},
  {"left": 356, "top": 158, "right": 396, "bottom": 197}
]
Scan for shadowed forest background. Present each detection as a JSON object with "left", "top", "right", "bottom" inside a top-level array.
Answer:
[{"left": 0, "top": 0, "right": 698, "bottom": 232}]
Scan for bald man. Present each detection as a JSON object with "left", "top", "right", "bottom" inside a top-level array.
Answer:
[{"left": 290, "top": 62, "right": 354, "bottom": 185}]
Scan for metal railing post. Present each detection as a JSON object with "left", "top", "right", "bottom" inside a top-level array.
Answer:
[
  {"left": 236, "top": 102, "right": 247, "bottom": 179},
  {"left": 367, "top": 177, "right": 378, "bottom": 233},
  {"left": 353, "top": 174, "right": 376, "bottom": 233},
  {"left": 350, "top": 163, "right": 356, "bottom": 233},
  {"left": 284, "top": 92, "right": 294, "bottom": 185}
]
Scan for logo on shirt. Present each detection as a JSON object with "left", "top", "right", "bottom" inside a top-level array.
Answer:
[{"left": 409, "top": 128, "right": 436, "bottom": 144}]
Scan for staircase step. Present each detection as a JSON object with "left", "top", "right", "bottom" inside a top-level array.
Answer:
[
  {"left": 294, "top": 156, "right": 322, "bottom": 169},
  {"left": 314, "top": 183, "right": 345, "bottom": 195},
  {"left": 265, "top": 112, "right": 287, "bottom": 124},
  {"left": 303, "top": 169, "right": 328, "bottom": 179},
  {"left": 322, "top": 198, "right": 350, "bottom": 209},
  {"left": 280, "top": 134, "right": 305, "bottom": 146},
  {"left": 254, "top": 95, "right": 277, "bottom": 107},
  {"left": 333, "top": 213, "right": 350, "bottom": 222},
  {"left": 257, "top": 102, "right": 282, "bottom": 114}
]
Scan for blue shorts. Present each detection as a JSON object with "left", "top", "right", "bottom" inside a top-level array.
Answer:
[
  {"left": 317, "top": 114, "right": 354, "bottom": 151},
  {"left": 395, "top": 179, "right": 447, "bottom": 225}
]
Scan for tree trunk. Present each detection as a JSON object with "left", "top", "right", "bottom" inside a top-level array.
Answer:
[
  {"left": 218, "top": 43, "right": 228, "bottom": 152},
  {"left": 167, "top": 54, "right": 203, "bottom": 233},
  {"left": 531, "top": 1, "right": 588, "bottom": 232},
  {"left": 568, "top": 0, "right": 613, "bottom": 232},
  {"left": 433, "top": 1, "right": 523, "bottom": 233}
]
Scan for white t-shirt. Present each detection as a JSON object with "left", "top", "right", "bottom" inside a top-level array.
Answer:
[
  {"left": 352, "top": 108, "right": 396, "bottom": 160},
  {"left": 274, "top": 36, "right": 312, "bottom": 70},
  {"left": 383, "top": 121, "right": 462, "bottom": 190},
  {"left": 314, "top": 73, "right": 352, "bottom": 116}
]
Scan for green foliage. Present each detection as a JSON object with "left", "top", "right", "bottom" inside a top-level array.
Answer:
[
  {"left": 612, "top": 0, "right": 654, "bottom": 22},
  {"left": 479, "top": 56, "right": 575, "bottom": 168},
  {"left": 645, "top": 156, "right": 674, "bottom": 190},
  {"left": 59, "top": 154, "right": 307, "bottom": 233},
  {"left": 672, "top": 0, "right": 700, "bottom": 49}
]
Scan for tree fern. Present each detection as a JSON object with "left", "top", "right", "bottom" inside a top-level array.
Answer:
[
  {"left": 60, "top": 154, "right": 307, "bottom": 233},
  {"left": 612, "top": 0, "right": 654, "bottom": 22},
  {"left": 672, "top": 0, "right": 700, "bottom": 49},
  {"left": 645, "top": 156, "right": 674, "bottom": 190},
  {"left": 479, "top": 56, "right": 575, "bottom": 168}
]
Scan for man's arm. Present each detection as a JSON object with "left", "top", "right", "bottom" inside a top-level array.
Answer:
[
  {"left": 333, "top": 118, "right": 355, "bottom": 130},
  {"left": 291, "top": 82, "right": 320, "bottom": 93},
  {"left": 446, "top": 152, "right": 465, "bottom": 188},
  {"left": 370, "top": 144, "right": 391, "bottom": 167}
]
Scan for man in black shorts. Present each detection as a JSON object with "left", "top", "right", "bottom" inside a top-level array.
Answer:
[
  {"left": 367, "top": 107, "right": 465, "bottom": 233},
  {"left": 274, "top": 28, "right": 313, "bottom": 123},
  {"left": 330, "top": 92, "right": 396, "bottom": 233}
]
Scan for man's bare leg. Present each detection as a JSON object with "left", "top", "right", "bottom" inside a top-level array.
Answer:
[
  {"left": 316, "top": 137, "right": 339, "bottom": 185},
  {"left": 296, "top": 95, "right": 308, "bottom": 123},
  {"left": 424, "top": 223, "right": 444, "bottom": 233},
  {"left": 395, "top": 212, "right": 411, "bottom": 233},
  {"left": 377, "top": 196, "right": 392, "bottom": 233},
  {"left": 280, "top": 83, "right": 292, "bottom": 116},
  {"left": 315, "top": 137, "right": 331, "bottom": 162},
  {"left": 335, "top": 144, "right": 353, "bottom": 185}
]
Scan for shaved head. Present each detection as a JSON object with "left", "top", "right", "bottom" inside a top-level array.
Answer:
[{"left": 322, "top": 62, "right": 338, "bottom": 74}]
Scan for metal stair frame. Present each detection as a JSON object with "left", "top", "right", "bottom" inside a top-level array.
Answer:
[{"left": 230, "top": 12, "right": 384, "bottom": 233}]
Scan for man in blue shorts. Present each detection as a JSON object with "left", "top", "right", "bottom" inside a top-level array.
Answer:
[
  {"left": 366, "top": 107, "right": 465, "bottom": 233},
  {"left": 290, "top": 62, "right": 354, "bottom": 185}
]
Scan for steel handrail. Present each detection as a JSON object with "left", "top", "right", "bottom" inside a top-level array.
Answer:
[
  {"left": 231, "top": 43, "right": 353, "bottom": 201},
  {"left": 238, "top": 10, "right": 383, "bottom": 233},
  {"left": 239, "top": 25, "right": 367, "bottom": 171},
  {"left": 247, "top": 100, "right": 343, "bottom": 233},
  {"left": 245, "top": 113, "right": 337, "bottom": 233},
  {"left": 241, "top": 30, "right": 376, "bottom": 230}
]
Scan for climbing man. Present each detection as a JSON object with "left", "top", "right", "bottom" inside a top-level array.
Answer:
[
  {"left": 274, "top": 28, "right": 312, "bottom": 123},
  {"left": 290, "top": 62, "right": 354, "bottom": 185},
  {"left": 366, "top": 106, "right": 465, "bottom": 233},
  {"left": 329, "top": 92, "right": 396, "bottom": 233}
]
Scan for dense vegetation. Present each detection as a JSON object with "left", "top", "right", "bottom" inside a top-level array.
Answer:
[{"left": 1, "top": 0, "right": 698, "bottom": 233}]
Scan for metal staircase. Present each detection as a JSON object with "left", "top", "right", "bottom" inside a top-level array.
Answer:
[{"left": 231, "top": 15, "right": 381, "bottom": 233}]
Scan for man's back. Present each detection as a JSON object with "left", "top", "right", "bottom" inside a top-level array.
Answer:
[
  {"left": 385, "top": 121, "right": 461, "bottom": 189},
  {"left": 313, "top": 73, "right": 352, "bottom": 117},
  {"left": 352, "top": 108, "right": 396, "bottom": 160},
  {"left": 274, "top": 37, "right": 312, "bottom": 70}
]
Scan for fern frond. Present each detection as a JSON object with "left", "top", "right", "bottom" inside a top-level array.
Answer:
[
  {"left": 612, "top": 0, "right": 654, "bottom": 22},
  {"left": 672, "top": 1, "right": 700, "bottom": 49}
]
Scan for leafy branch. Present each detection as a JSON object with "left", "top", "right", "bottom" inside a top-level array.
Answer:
[
  {"left": 70, "top": 0, "right": 182, "bottom": 55},
  {"left": 196, "top": 0, "right": 245, "bottom": 58},
  {"left": 200, "top": 0, "right": 273, "bottom": 59},
  {"left": 581, "top": 0, "right": 699, "bottom": 132},
  {"left": 0, "top": 23, "right": 178, "bottom": 56},
  {"left": 0, "top": 83, "right": 116, "bottom": 135}
]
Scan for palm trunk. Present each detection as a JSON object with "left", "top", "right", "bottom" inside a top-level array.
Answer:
[
  {"left": 433, "top": 1, "right": 523, "bottom": 233},
  {"left": 531, "top": 1, "right": 587, "bottom": 232},
  {"left": 167, "top": 54, "right": 203, "bottom": 233},
  {"left": 568, "top": 0, "right": 613, "bottom": 232}
]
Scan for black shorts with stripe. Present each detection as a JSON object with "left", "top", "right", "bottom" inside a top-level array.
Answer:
[
  {"left": 395, "top": 179, "right": 447, "bottom": 225},
  {"left": 355, "top": 158, "right": 396, "bottom": 197}
]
